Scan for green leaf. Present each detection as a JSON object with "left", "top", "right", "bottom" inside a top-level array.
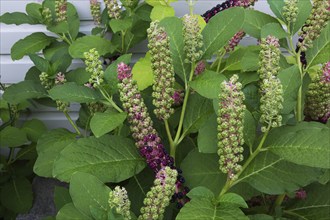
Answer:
[
  {"left": 267, "top": 123, "right": 330, "bottom": 169},
  {"left": 26, "top": 3, "right": 42, "bottom": 21},
  {"left": 197, "top": 114, "right": 218, "bottom": 153},
  {"left": 3, "top": 80, "right": 48, "bottom": 104},
  {"left": 109, "top": 18, "right": 132, "bottom": 33},
  {"left": 261, "top": 23, "right": 287, "bottom": 39},
  {"left": 150, "top": 5, "right": 175, "bottom": 21},
  {"left": 29, "top": 54, "right": 51, "bottom": 73},
  {"left": 306, "top": 23, "right": 330, "bottom": 69},
  {"left": 218, "top": 193, "right": 248, "bottom": 208},
  {"left": 292, "top": 0, "right": 313, "bottom": 34},
  {"left": 34, "top": 129, "right": 77, "bottom": 177},
  {"left": 183, "top": 94, "right": 214, "bottom": 135},
  {"left": 241, "top": 51, "right": 260, "bottom": 72},
  {"left": 69, "top": 35, "right": 116, "bottom": 58},
  {"left": 0, "top": 177, "right": 33, "bottom": 213},
  {"left": 145, "top": 0, "right": 177, "bottom": 6},
  {"left": 159, "top": 17, "right": 190, "bottom": 82},
  {"left": 248, "top": 214, "right": 274, "bottom": 220},
  {"left": 284, "top": 182, "right": 330, "bottom": 220},
  {"left": 187, "top": 187, "right": 215, "bottom": 200},
  {"left": 278, "top": 65, "right": 301, "bottom": 114},
  {"left": 267, "top": 0, "right": 285, "bottom": 22},
  {"left": 237, "top": 151, "right": 322, "bottom": 194},
  {"left": 224, "top": 48, "right": 246, "bottom": 71},
  {"left": 21, "top": 119, "right": 47, "bottom": 143},
  {"left": 190, "top": 70, "right": 227, "bottom": 99},
  {"left": 243, "top": 109, "right": 256, "bottom": 148},
  {"left": 181, "top": 149, "right": 226, "bottom": 195},
  {"left": 70, "top": 172, "right": 111, "bottom": 218},
  {"left": 202, "top": 7, "right": 245, "bottom": 58},
  {"left": 66, "top": 68, "right": 91, "bottom": 85},
  {"left": 54, "top": 186, "right": 72, "bottom": 210},
  {"left": 56, "top": 203, "right": 92, "bottom": 220},
  {"left": 131, "top": 52, "right": 154, "bottom": 90},
  {"left": 11, "top": 32, "right": 55, "bottom": 60},
  {"left": 243, "top": 10, "right": 279, "bottom": 39},
  {"left": 0, "top": 12, "right": 39, "bottom": 25},
  {"left": 48, "top": 82, "right": 102, "bottom": 103},
  {"left": 67, "top": 2, "right": 80, "bottom": 39},
  {"left": 53, "top": 135, "right": 146, "bottom": 182},
  {"left": 176, "top": 197, "right": 248, "bottom": 220},
  {"left": 90, "top": 112, "right": 127, "bottom": 138},
  {"left": 0, "top": 126, "right": 28, "bottom": 148}
]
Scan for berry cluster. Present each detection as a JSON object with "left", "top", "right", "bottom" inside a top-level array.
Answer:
[
  {"left": 104, "top": 0, "right": 121, "bottom": 19},
  {"left": 84, "top": 48, "right": 105, "bottom": 88},
  {"left": 225, "top": 30, "right": 246, "bottom": 52},
  {"left": 304, "top": 62, "right": 330, "bottom": 123},
  {"left": 147, "top": 21, "right": 175, "bottom": 120},
  {"left": 39, "top": 72, "right": 53, "bottom": 90},
  {"left": 182, "top": 15, "right": 203, "bottom": 63},
  {"left": 282, "top": 0, "right": 298, "bottom": 24},
  {"left": 90, "top": 0, "right": 101, "bottom": 25},
  {"left": 55, "top": 0, "right": 67, "bottom": 23},
  {"left": 42, "top": 7, "right": 52, "bottom": 24},
  {"left": 194, "top": 60, "right": 206, "bottom": 75},
  {"left": 217, "top": 75, "right": 245, "bottom": 179},
  {"left": 258, "top": 36, "right": 283, "bottom": 132},
  {"left": 139, "top": 167, "right": 177, "bottom": 220},
  {"left": 108, "top": 186, "right": 131, "bottom": 220}
]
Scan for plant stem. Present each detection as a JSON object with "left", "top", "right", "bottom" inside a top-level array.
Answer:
[
  {"left": 269, "top": 194, "right": 286, "bottom": 215},
  {"left": 216, "top": 50, "right": 225, "bottom": 73},
  {"left": 218, "top": 127, "right": 270, "bottom": 198},
  {"left": 121, "top": 31, "right": 126, "bottom": 53},
  {"left": 295, "top": 50, "right": 304, "bottom": 122},
  {"left": 164, "top": 120, "right": 175, "bottom": 159},
  {"left": 64, "top": 111, "right": 81, "bottom": 136},
  {"left": 99, "top": 88, "right": 123, "bottom": 113},
  {"left": 7, "top": 148, "right": 15, "bottom": 164}
]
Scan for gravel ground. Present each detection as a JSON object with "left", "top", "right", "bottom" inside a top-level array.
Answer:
[{"left": 16, "top": 177, "right": 67, "bottom": 220}]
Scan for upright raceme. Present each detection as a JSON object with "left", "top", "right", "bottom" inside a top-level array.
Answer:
[
  {"left": 258, "top": 36, "right": 283, "bottom": 132},
  {"left": 217, "top": 75, "right": 245, "bottom": 179},
  {"left": 84, "top": 48, "right": 104, "bottom": 87},
  {"left": 108, "top": 186, "right": 131, "bottom": 220},
  {"left": 297, "top": 0, "right": 330, "bottom": 52},
  {"left": 90, "top": 0, "right": 101, "bottom": 25},
  {"left": 147, "top": 21, "right": 175, "bottom": 120},
  {"left": 104, "top": 0, "right": 121, "bottom": 19},
  {"left": 225, "top": 30, "right": 245, "bottom": 52},
  {"left": 182, "top": 15, "right": 203, "bottom": 64},
  {"left": 282, "top": 0, "right": 298, "bottom": 24},
  {"left": 139, "top": 167, "right": 177, "bottom": 220},
  {"left": 55, "top": 0, "right": 67, "bottom": 22},
  {"left": 304, "top": 62, "right": 330, "bottom": 123}
]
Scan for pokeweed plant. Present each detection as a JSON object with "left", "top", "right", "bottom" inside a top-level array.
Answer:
[{"left": 0, "top": 0, "right": 329, "bottom": 219}]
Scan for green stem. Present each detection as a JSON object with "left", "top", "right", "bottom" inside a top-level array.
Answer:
[
  {"left": 269, "top": 194, "right": 286, "bottom": 214},
  {"left": 173, "top": 63, "right": 196, "bottom": 145},
  {"left": 216, "top": 51, "right": 225, "bottom": 73},
  {"left": 121, "top": 31, "right": 126, "bottom": 53},
  {"left": 99, "top": 88, "right": 123, "bottom": 113},
  {"left": 296, "top": 50, "right": 304, "bottom": 122},
  {"left": 164, "top": 120, "right": 175, "bottom": 159},
  {"left": 7, "top": 148, "right": 15, "bottom": 164},
  {"left": 64, "top": 111, "right": 81, "bottom": 135},
  {"left": 218, "top": 127, "right": 270, "bottom": 198}
]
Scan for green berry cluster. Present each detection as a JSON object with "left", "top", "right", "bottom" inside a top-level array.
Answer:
[
  {"left": 39, "top": 72, "right": 53, "bottom": 90},
  {"left": 282, "top": 0, "right": 298, "bottom": 24},
  {"left": 258, "top": 36, "right": 283, "bottom": 132},
  {"left": 147, "top": 21, "right": 175, "bottom": 120},
  {"left": 104, "top": 0, "right": 121, "bottom": 19},
  {"left": 139, "top": 167, "right": 177, "bottom": 220},
  {"left": 87, "top": 102, "right": 107, "bottom": 115},
  {"left": 56, "top": 100, "right": 69, "bottom": 113},
  {"left": 304, "top": 63, "right": 330, "bottom": 122},
  {"left": 55, "top": 0, "right": 67, "bottom": 23},
  {"left": 182, "top": 15, "right": 203, "bottom": 63},
  {"left": 217, "top": 75, "right": 245, "bottom": 179},
  {"left": 42, "top": 7, "right": 52, "bottom": 24},
  {"left": 84, "top": 48, "right": 104, "bottom": 88},
  {"left": 121, "top": 0, "right": 138, "bottom": 9},
  {"left": 90, "top": 0, "right": 101, "bottom": 25},
  {"left": 108, "top": 186, "right": 131, "bottom": 220},
  {"left": 298, "top": 0, "right": 330, "bottom": 51}
]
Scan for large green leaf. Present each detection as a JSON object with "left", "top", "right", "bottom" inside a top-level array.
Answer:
[
  {"left": 292, "top": 0, "right": 313, "bottom": 34},
  {"left": 69, "top": 35, "right": 116, "bottom": 58},
  {"left": 150, "top": 5, "right": 175, "bottom": 21},
  {"left": 278, "top": 65, "right": 301, "bottom": 114},
  {"left": 237, "top": 151, "right": 322, "bottom": 195},
  {"left": 90, "top": 112, "right": 127, "bottom": 138},
  {"left": 11, "top": 32, "right": 55, "bottom": 60},
  {"left": 266, "top": 123, "right": 330, "bottom": 169},
  {"left": 306, "top": 23, "right": 330, "bottom": 69},
  {"left": 0, "top": 12, "right": 39, "bottom": 25},
  {"left": 267, "top": 0, "right": 285, "bottom": 22},
  {"left": 0, "top": 126, "right": 28, "bottom": 148},
  {"left": 56, "top": 203, "right": 92, "bottom": 220},
  {"left": 197, "top": 114, "right": 218, "bottom": 153},
  {"left": 54, "top": 186, "right": 72, "bottom": 210},
  {"left": 261, "top": 23, "right": 287, "bottom": 39},
  {"left": 48, "top": 82, "right": 102, "bottom": 103},
  {"left": 202, "top": 7, "right": 245, "bottom": 58},
  {"left": 160, "top": 17, "right": 190, "bottom": 82},
  {"left": 53, "top": 135, "right": 146, "bottom": 182},
  {"left": 243, "top": 10, "right": 279, "bottom": 39},
  {"left": 21, "top": 119, "right": 47, "bottom": 143},
  {"left": 26, "top": 3, "right": 42, "bottom": 21},
  {"left": 70, "top": 172, "right": 111, "bottom": 218},
  {"left": 183, "top": 94, "right": 214, "bottom": 135},
  {"left": 0, "top": 177, "right": 33, "bottom": 213},
  {"left": 181, "top": 149, "right": 226, "bottom": 195},
  {"left": 284, "top": 182, "right": 330, "bottom": 220},
  {"left": 189, "top": 70, "right": 227, "bottom": 99},
  {"left": 131, "top": 52, "right": 154, "bottom": 91},
  {"left": 3, "top": 80, "right": 48, "bottom": 104},
  {"left": 34, "top": 129, "right": 77, "bottom": 177},
  {"left": 243, "top": 109, "right": 256, "bottom": 148}
]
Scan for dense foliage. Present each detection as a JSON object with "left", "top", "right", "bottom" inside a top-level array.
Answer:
[{"left": 0, "top": 0, "right": 329, "bottom": 219}]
